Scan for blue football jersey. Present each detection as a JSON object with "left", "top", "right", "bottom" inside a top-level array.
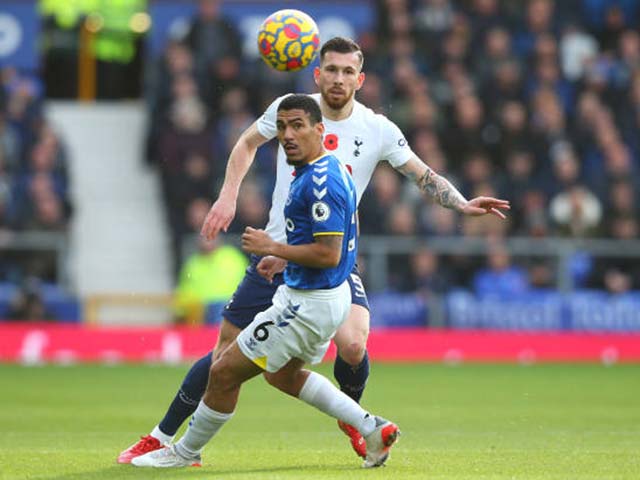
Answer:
[{"left": 283, "top": 154, "right": 357, "bottom": 290}]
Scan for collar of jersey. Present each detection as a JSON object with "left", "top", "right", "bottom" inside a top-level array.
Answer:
[{"left": 294, "top": 152, "right": 330, "bottom": 172}]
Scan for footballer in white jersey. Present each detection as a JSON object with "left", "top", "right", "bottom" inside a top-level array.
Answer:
[{"left": 258, "top": 93, "right": 414, "bottom": 244}]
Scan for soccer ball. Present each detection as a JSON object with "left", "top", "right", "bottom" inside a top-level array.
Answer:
[{"left": 257, "top": 9, "right": 320, "bottom": 72}]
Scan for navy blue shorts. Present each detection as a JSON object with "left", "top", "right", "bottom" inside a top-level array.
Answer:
[{"left": 223, "top": 255, "right": 370, "bottom": 329}]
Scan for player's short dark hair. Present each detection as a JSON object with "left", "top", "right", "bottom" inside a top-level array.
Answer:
[
  {"left": 320, "top": 37, "right": 364, "bottom": 68},
  {"left": 277, "top": 94, "right": 322, "bottom": 124}
]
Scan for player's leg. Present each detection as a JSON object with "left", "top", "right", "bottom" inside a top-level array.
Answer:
[
  {"left": 333, "top": 303, "right": 370, "bottom": 401},
  {"left": 172, "top": 341, "right": 262, "bottom": 459},
  {"left": 133, "top": 288, "right": 291, "bottom": 468},
  {"left": 265, "top": 360, "right": 399, "bottom": 468},
  {"left": 331, "top": 269, "right": 371, "bottom": 457},
  {"left": 264, "top": 282, "right": 398, "bottom": 466},
  {"left": 118, "top": 255, "right": 280, "bottom": 463},
  {"left": 132, "top": 340, "right": 263, "bottom": 467},
  {"left": 117, "top": 321, "right": 241, "bottom": 464},
  {"left": 154, "top": 319, "right": 241, "bottom": 435}
]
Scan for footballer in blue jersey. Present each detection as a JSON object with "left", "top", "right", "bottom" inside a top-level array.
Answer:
[
  {"left": 283, "top": 153, "right": 357, "bottom": 290},
  {"left": 131, "top": 94, "right": 400, "bottom": 470}
]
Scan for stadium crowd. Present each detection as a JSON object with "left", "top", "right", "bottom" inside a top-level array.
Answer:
[
  {"left": 147, "top": 0, "right": 640, "bottom": 298},
  {"left": 2, "top": 0, "right": 640, "bottom": 322},
  {"left": 0, "top": 64, "right": 72, "bottom": 320}
]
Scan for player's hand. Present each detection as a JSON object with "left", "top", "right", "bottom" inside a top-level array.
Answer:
[
  {"left": 461, "top": 197, "right": 511, "bottom": 219},
  {"left": 256, "top": 256, "right": 287, "bottom": 283},
  {"left": 242, "top": 227, "right": 275, "bottom": 257},
  {"left": 201, "top": 195, "right": 237, "bottom": 240}
]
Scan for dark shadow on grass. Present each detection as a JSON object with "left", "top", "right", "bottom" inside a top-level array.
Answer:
[{"left": 38, "top": 462, "right": 358, "bottom": 479}]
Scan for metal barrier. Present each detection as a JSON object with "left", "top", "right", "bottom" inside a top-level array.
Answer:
[
  {"left": 0, "top": 231, "right": 70, "bottom": 286},
  {"left": 5, "top": 231, "right": 639, "bottom": 295},
  {"left": 183, "top": 233, "right": 640, "bottom": 293}
]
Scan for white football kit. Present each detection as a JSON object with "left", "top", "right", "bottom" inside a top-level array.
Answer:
[{"left": 256, "top": 93, "right": 416, "bottom": 244}]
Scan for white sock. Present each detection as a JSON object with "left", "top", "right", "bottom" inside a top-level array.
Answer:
[
  {"left": 174, "top": 401, "right": 234, "bottom": 458},
  {"left": 150, "top": 425, "right": 174, "bottom": 445},
  {"left": 298, "top": 371, "right": 376, "bottom": 437}
]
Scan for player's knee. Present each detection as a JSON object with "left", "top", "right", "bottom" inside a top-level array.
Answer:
[
  {"left": 209, "top": 358, "right": 238, "bottom": 392},
  {"left": 212, "top": 339, "right": 232, "bottom": 362},
  {"left": 337, "top": 340, "right": 366, "bottom": 366},
  {"left": 213, "top": 320, "right": 242, "bottom": 361}
]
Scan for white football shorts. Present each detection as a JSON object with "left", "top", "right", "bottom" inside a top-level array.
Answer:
[{"left": 237, "top": 280, "right": 351, "bottom": 372}]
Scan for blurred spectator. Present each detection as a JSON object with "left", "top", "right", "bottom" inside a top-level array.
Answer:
[
  {"left": 174, "top": 237, "right": 248, "bottom": 325},
  {"left": 467, "top": 0, "right": 509, "bottom": 46},
  {"left": 183, "top": 0, "right": 243, "bottom": 106},
  {"left": 497, "top": 150, "right": 539, "bottom": 233},
  {"left": 184, "top": 0, "right": 241, "bottom": 66},
  {"left": 560, "top": 23, "right": 598, "bottom": 81},
  {"left": 405, "top": 247, "right": 452, "bottom": 296},
  {"left": 473, "top": 245, "right": 529, "bottom": 297},
  {"left": 444, "top": 95, "right": 493, "bottom": 168},
  {"left": 0, "top": 113, "right": 19, "bottom": 171},
  {"left": 359, "top": 165, "right": 403, "bottom": 234},
  {"left": 388, "top": 202, "right": 417, "bottom": 236},
  {"left": 476, "top": 26, "right": 514, "bottom": 83},
  {"left": 587, "top": 213, "right": 640, "bottom": 294},
  {"left": 606, "top": 179, "right": 636, "bottom": 220},
  {"left": 520, "top": 190, "right": 550, "bottom": 237},
  {"left": 512, "top": 0, "right": 556, "bottom": 58},
  {"left": 527, "top": 260, "right": 555, "bottom": 289},
  {"left": 228, "top": 180, "right": 269, "bottom": 234},
  {"left": 460, "top": 151, "right": 494, "bottom": 198},
  {"left": 549, "top": 185, "right": 603, "bottom": 236}
]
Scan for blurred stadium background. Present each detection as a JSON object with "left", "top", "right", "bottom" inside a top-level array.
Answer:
[{"left": 1, "top": 0, "right": 640, "bottom": 364}]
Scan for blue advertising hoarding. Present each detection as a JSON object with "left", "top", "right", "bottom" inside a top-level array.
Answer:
[
  {"left": 447, "top": 290, "right": 640, "bottom": 332},
  {"left": 0, "top": 1, "right": 39, "bottom": 70}
]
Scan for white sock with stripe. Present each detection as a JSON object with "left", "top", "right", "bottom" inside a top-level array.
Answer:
[
  {"left": 175, "top": 401, "right": 234, "bottom": 458},
  {"left": 298, "top": 371, "right": 376, "bottom": 436},
  {"left": 150, "top": 425, "right": 173, "bottom": 445}
]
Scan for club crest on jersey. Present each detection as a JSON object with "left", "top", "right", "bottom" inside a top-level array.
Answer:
[
  {"left": 398, "top": 137, "right": 407, "bottom": 147},
  {"left": 354, "top": 136, "right": 363, "bottom": 157},
  {"left": 312, "top": 201, "right": 330, "bottom": 222}
]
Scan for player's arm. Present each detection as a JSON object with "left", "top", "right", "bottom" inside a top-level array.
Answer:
[
  {"left": 397, "top": 155, "right": 510, "bottom": 218},
  {"left": 242, "top": 227, "right": 343, "bottom": 269},
  {"left": 201, "top": 122, "right": 269, "bottom": 239}
]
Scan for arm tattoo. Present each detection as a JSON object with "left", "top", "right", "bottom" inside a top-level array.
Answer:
[{"left": 418, "top": 167, "right": 467, "bottom": 212}]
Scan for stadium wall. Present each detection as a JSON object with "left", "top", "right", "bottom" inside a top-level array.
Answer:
[{"left": 1, "top": 324, "right": 639, "bottom": 364}]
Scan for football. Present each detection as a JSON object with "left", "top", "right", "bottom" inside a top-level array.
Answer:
[{"left": 257, "top": 9, "right": 320, "bottom": 72}]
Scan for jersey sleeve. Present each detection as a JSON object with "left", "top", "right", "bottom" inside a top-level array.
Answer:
[
  {"left": 378, "top": 115, "right": 415, "bottom": 168},
  {"left": 307, "top": 174, "right": 348, "bottom": 238},
  {"left": 256, "top": 94, "right": 292, "bottom": 140}
]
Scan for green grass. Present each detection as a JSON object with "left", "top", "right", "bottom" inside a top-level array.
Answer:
[{"left": 0, "top": 363, "right": 638, "bottom": 479}]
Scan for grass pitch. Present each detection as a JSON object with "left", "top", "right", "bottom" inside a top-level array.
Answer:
[{"left": 0, "top": 363, "right": 638, "bottom": 479}]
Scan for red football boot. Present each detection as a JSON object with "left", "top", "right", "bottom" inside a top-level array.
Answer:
[
  {"left": 337, "top": 420, "right": 367, "bottom": 459},
  {"left": 117, "top": 435, "right": 164, "bottom": 464}
]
